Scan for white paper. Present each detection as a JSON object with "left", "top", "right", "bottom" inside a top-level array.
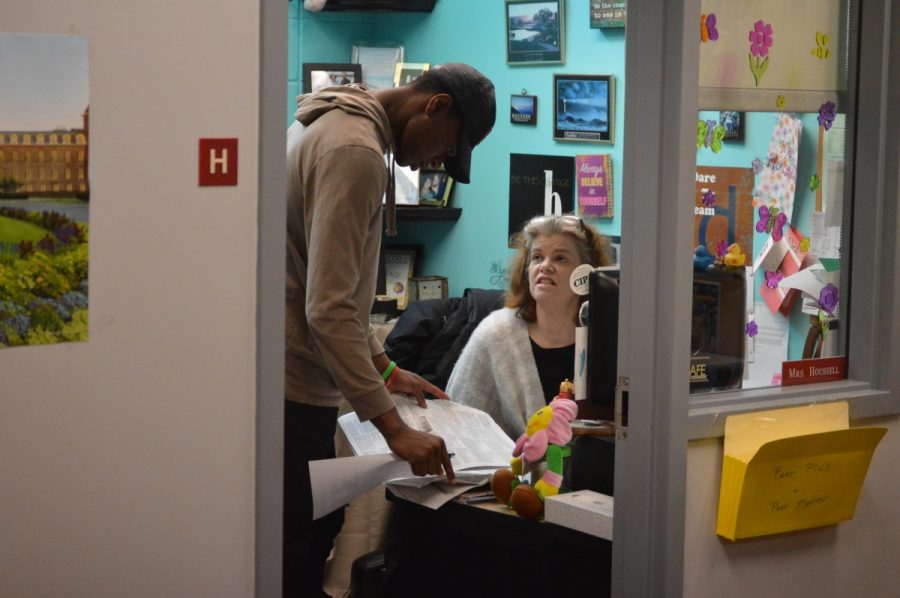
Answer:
[
  {"left": 339, "top": 396, "right": 515, "bottom": 473},
  {"left": 309, "top": 454, "right": 410, "bottom": 520},
  {"left": 746, "top": 301, "right": 790, "bottom": 387},
  {"left": 752, "top": 235, "right": 790, "bottom": 274},
  {"left": 332, "top": 397, "right": 515, "bottom": 511},
  {"left": 780, "top": 264, "right": 827, "bottom": 297},
  {"left": 809, "top": 212, "right": 842, "bottom": 259}
]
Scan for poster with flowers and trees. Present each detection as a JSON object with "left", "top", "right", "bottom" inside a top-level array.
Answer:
[{"left": 0, "top": 34, "right": 90, "bottom": 348}]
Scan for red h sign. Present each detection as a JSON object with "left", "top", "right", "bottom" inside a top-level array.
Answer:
[{"left": 199, "top": 138, "right": 238, "bottom": 186}]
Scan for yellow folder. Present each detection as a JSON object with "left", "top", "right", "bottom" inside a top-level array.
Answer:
[{"left": 716, "top": 401, "right": 886, "bottom": 541}]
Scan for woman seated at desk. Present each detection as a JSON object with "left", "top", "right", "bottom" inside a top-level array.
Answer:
[{"left": 447, "top": 214, "right": 612, "bottom": 439}]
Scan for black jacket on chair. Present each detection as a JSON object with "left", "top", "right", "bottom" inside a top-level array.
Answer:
[{"left": 383, "top": 288, "right": 506, "bottom": 391}]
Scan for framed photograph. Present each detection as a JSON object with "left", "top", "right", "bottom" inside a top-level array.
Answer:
[
  {"left": 719, "top": 110, "right": 744, "bottom": 141},
  {"left": 383, "top": 244, "right": 422, "bottom": 310},
  {"left": 394, "top": 62, "right": 430, "bottom": 87},
  {"left": 553, "top": 73, "right": 614, "bottom": 143},
  {"left": 590, "top": 0, "right": 627, "bottom": 29},
  {"left": 510, "top": 94, "right": 538, "bottom": 125},
  {"left": 417, "top": 168, "right": 454, "bottom": 207},
  {"left": 351, "top": 45, "right": 404, "bottom": 89},
  {"left": 302, "top": 63, "right": 362, "bottom": 93},
  {"left": 506, "top": 0, "right": 565, "bottom": 65}
]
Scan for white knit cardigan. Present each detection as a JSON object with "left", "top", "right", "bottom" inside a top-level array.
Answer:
[{"left": 446, "top": 307, "right": 546, "bottom": 440}]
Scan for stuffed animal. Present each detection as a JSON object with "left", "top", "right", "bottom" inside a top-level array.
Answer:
[{"left": 491, "top": 385, "right": 579, "bottom": 520}]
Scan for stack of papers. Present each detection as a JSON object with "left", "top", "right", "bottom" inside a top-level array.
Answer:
[{"left": 309, "top": 396, "right": 514, "bottom": 518}]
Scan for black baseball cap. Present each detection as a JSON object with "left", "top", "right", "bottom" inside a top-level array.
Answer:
[{"left": 429, "top": 63, "right": 496, "bottom": 184}]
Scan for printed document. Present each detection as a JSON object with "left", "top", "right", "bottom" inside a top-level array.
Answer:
[{"left": 310, "top": 396, "right": 514, "bottom": 518}]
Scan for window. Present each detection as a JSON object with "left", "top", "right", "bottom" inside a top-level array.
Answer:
[{"left": 685, "top": 0, "right": 900, "bottom": 435}]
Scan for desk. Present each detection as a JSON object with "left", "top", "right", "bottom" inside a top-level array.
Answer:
[{"left": 383, "top": 490, "right": 611, "bottom": 598}]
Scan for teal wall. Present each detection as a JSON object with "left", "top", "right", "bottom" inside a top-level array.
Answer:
[
  {"left": 287, "top": 1, "right": 828, "bottom": 360},
  {"left": 288, "top": 0, "right": 625, "bottom": 294}
]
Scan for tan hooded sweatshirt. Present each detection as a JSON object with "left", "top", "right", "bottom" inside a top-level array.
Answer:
[{"left": 285, "top": 85, "right": 397, "bottom": 421}]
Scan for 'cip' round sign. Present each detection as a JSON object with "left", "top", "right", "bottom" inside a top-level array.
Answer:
[{"left": 570, "top": 264, "right": 593, "bottom": 296}]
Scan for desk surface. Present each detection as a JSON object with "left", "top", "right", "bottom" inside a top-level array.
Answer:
[{"left": 384, "top": 491, "right": 611, "bottom": 598}]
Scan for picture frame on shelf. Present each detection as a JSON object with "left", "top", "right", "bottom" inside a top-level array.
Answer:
[
  {"left": 302, "top": 63, "right": 362, "bottom": 93},
  {"left": 510, "top": 94, "right": 538, "bottom": 125},
  {"left": 394, "top": 62, "right": 430, "bottom": 87},
  {"left": 553, "top": 73, "right": 614, "bottom": 143},
  {"left": 417, "top": 168, "right": 454, "bottom": 207},
  {"left": 351, "top": 44, "right": 404, "bottom": 89},
  {"left": 383, "top": 244, "right": 422, "bottom": 310},
  {"left": 505, "top": 0, "right": 565, "bottom": 65},
  {"left": 719, "top": 110, "right": 744, "bottom": 141}
]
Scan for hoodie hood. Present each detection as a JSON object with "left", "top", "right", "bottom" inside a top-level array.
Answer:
[{"left": 295, "top": 85, "right": 399, "bottom": 235}]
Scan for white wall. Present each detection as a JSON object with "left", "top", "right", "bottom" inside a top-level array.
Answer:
[
  {"left": 0, "top": 2, "right": 260, "bottom": 596},
  {"left": 684, "top": 416, "right": 900, "bottom": 597}
]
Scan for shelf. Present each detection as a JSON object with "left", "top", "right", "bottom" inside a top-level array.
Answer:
[{"left": 395, "top": 206, "right": 461, "bottom": 221}]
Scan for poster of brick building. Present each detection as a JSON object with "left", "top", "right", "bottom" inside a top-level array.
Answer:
[{"left": 0, "top": 34, "right": 90, "bottom": 348}]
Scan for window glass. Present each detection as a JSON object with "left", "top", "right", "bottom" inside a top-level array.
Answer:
[{"left": 692, "top": 0, "right": 851, "bottom": 393}]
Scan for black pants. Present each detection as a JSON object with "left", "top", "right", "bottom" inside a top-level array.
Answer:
[{"left": 283, "top": 401, "right": 345, "bottom": 598}]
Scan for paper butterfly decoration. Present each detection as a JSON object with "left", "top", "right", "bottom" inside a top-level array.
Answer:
[
  {"left": 702, "top": 189, "right": 717, "bottom": 207},
  {"left": 809, "top": 174, "right": 820, "bottom": 191},
  {"left": 716, "top": 239, "right": 728, "bottom": 257},
  {"left": 756, "top": 205, "right": 787, "bottom": 241},
  {"left": 697, "top": 119, "right": 726, "bottom": 153},
  {"left": 764, "top": 270, "right": 783, "bottom": 289},
  {"left": 812, "top": 31, "right": 830, "bottom": 59},
  {"left": 701, "top": 13, "right": 719, "bottom": 43}
]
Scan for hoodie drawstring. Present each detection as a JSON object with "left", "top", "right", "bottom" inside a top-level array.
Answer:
[{"left": 384, "top": 150, "right": 398, "bottom": 236}]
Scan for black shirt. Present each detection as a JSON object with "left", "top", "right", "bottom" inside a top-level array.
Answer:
[{"left": 529, "top": 338, "right": 575, "bottom": 405}]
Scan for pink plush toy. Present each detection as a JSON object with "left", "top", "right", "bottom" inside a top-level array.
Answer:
[{"left": 492, "top": 393, "right": 579, "bottom": 520}]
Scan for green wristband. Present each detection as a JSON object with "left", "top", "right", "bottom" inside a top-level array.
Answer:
[{"left": 381, "top": 360, "right": 397, "bottom": 381}]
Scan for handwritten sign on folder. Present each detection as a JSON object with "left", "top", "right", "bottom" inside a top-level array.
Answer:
[{"left": 716, "top": 402, "right": 885, "bottom": 541}]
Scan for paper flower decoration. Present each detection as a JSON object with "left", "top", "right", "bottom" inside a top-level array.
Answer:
[
  {"left": 756, "top": 205, "right": 787, "bottom": 241},
  {"left": 702, "top": 189, "right": 717, "bottom": 207},
  {"left": 819, "top": 283, "right": 839, "bottom": 315},
  {"left": 818, "top": 101, "right": 837, "bottom": 130},
  {"left": 746, "top": 321, "right": 759, "bottom": 338},
  {"left": 765, "top": 270, "right": 783, "bottom": 289},
  {"left": 776, "top": 95, "right": 786, "bottom": 109},
  {"left": 701, "top": 13, "right": 719, "bottom": 42},
  {"left": 752, "top": 158, "right": 764, "bottom": 175},
  {"left": 809, "top": 174, "right": 820, "bottom": 191},
  {"left": 748, "top": 20, "right": 773, "bottom": 86}
]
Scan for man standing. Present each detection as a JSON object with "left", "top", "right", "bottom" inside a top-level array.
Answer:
[{"left": 284, "top": 63, "right": 496, "bottom": 596}]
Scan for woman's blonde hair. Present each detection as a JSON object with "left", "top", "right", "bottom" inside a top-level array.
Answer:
[{"left": 507, "top": 214, "right": 612, "bottom": 323}]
